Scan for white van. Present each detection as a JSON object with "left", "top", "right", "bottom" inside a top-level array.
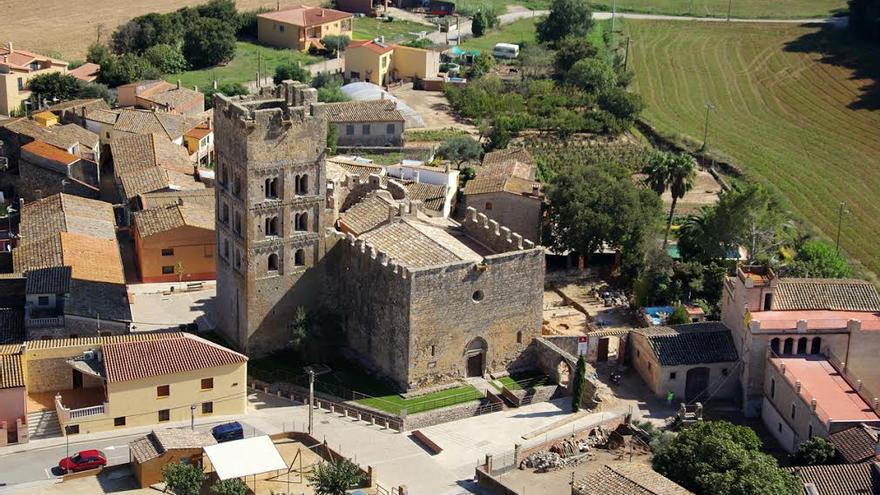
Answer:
[{"left": 492, "top": 43, "right": 520, "bottom": 59}]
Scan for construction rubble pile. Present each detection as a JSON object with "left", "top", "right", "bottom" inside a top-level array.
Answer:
[{"left": 519, "top": 427, "right": 607, "bottom": 472}]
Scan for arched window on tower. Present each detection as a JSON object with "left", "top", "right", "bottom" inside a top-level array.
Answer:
[
  {"left": 295, "top": 212, "right": 308, "bottom": 231},
  {"left": 267, "top": 253, "right": 279, "bottom": 273},
  {"left": 265, "top": 216, "right": 279, "bottom": 236},
  {"left": 294, "top": 248, "right": 305, "bottom": 267}
]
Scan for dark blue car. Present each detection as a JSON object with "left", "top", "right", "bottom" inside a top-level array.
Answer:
[{"left": 211, "top": 422, "right": 244, "bottom": 443}]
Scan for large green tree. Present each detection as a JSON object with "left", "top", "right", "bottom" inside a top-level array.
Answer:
[
  {"left": 788, "top": 239, "right": 852, "bottom": 278},
  {"left": 143, "top": 44, "right": 189, "bottom": 74},
  {"left": 27, "top": 73, "right": 84, "bottom": 102},
  {"left": 307, "top": 459, "right": 366, "bottom": 495},
  {"left": 99, "top": 53, "right": 160, "bottom": 87},
  {"left": 653, "top": 421, "right": 801, "bottom": 495},
  {"left": 183, "top": 16, "right": 236, "bottom": 69},
  {"left": 571, "top": 355, "right": 587, "bottom": 412},
  {"left": 537, "top": 0, "right": 594, "bottom": 45},
  {"left": 546, "top": 161, "right": 662, "bottom": 280},
  {"left": 553, "top": 36, "right": 599, "bottom": 77},
  {"left": 565, "top": 58, "right": 617, "bottom": 95},
  {"left": 438, "top": 135, "right": 482, "bottom": 168}
]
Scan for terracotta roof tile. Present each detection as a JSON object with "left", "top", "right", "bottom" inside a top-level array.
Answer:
[
  {"left": 0, "top": 310, "right": 25, "bottom": 345},
  {"left": 360, "top": 218, "right": 481, "bottom": 269},
  {"left": 317, "top": 100, "right": 404, "bottom": 123},
  {"left": 258, "top": 6, "right": 352, "bottom": 27},
  {"left": 481, "top": 148, "right": 535, "bottom": 180},
  {"left": 68, "top": 63, "right": 101, "bottom": 82},
  {"left": 24, "top": 331, "right": 182, "bottom": 350},
  {"left": 463, "top": 176, "right": 540, "bottom": 196},
  {"left": 339, "top": 192, "right": 396, "bottom": 235},
  {"left": 774, "top": 279, "right": 880, "bottom": 312},
  {"left": 132, "top": 202, "right": 215, "bottom": 238},
  {"left": 102, "top": 333, "right": 247, "bottom": 383},
  {"left": 21, "top": 140, "right": 78, "bottom": 165},
  {"left": 573, "top": 463, "right": 694, "bottom": 495},
  {"left": 25, "top": 266, "right": 71, "bottom": 294},
  {"left": 59, "top": 232, "right": 125, "bottom": 284},
  {"left": 348, "top": 39, "right": 395, "bottom": 55},
  {"left": 634, "top": 322, "right": 738, "bottom": 366},
  {"left": 400, "top": 181, "right": 445, "bottom": 211},
  {"left": 785, "top": 463, "right": 880, "bottom": 495},
  {"left": 828, "top": 424, "right": 880, "bottom": 464},
  {"left": 0, "top": 354, "right": 24, "bottom": 389}
]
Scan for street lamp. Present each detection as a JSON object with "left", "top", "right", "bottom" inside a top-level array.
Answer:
[
  {"left": 701, "top": 102, "right": 716, "bottom": 151},
  {"left": 190, "top": 404, "right": 196, "bottom": 430}
]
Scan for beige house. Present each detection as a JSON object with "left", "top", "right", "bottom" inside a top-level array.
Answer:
[
  {"left": 0, "top": 42, "right": 68, "bottom": 116},
  {"left": 22, "top": 332, "right": 247, "bottom": 437},
  {"left": 630, "top": 323, "right": 739, "bottom": 402},
  {"left": 345, "top": 39, "right": 440, "bottom": 86},
  {"left": 117, "top": 80, "right": 205, "bottom": 116},
  {"left": 313, "top": 99, "right": 405, "bottom": 148},
  {"left": 257, "top": 6, "right": 353, "bottom": 52}
]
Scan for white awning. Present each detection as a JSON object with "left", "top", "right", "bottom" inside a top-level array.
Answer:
[{"left": 204, "top": 436, "right": 287, "bottom": 480}]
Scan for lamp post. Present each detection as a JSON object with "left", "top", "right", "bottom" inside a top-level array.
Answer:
[
  {"left": 307, "top": 369, "right": 315, "bottom": 435},
  {"left": 190, "top": 404, "right": 196, "bottom": 430}
]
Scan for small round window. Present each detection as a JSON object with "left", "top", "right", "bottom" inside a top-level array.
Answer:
[{"left": 472, "top": 290, "right": 485, "bottom": 302}]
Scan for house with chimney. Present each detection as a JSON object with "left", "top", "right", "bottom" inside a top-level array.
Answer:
[
  {"left": 345, "top": 38, "right": 440, "bottom": 85},
  {"left": 257, "top": 5, "right": 353, "bottom": 52},
  {"left": 0, "top": 42, "right": 69, "bottom": 116}
]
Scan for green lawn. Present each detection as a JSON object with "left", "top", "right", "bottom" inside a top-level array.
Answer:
[
  {"left": 460, "top": 17, "right": 539, "bottom": 51},
  {"left": 453, "top": 0, "right": 549, "bottom": 15},
  {"left": 588, "top": 0, "right": 845, "bottom": 19},
  {"left": 498, "top": 370, "right": 551, "bottom": 391},
  {"left": 625, "top": 19, "right": 880, "bottom": 277},
  {"left": 165, "top": 41, "right": 318, "bottom": 90},
  {"left": 353, "top": 17, "right": 431, "bottom": 42},
  {"left": 355, "top": 384, "right": 484, "bottom": 415},
  {"left": 405, "top": 128, "right": 470, "bottom": 142}
]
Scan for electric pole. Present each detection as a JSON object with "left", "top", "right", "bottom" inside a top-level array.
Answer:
[
  {"left": 623, "top": 37, "right": 631, "bottom": 71},
  {"left": 836, "top": 202, "right": 847, "bottom": 254},
  {"left": 611, "top": 0, "right": 617, "bottom": 39},
  {"left": 727, "top": 0, "right": 733, "bottom": 21},
  {"left": 701, "top": 103, "right": 715, "bottom": 151},
  {"left": 307, "top": 368, "right": 315, "bottom": 435}
]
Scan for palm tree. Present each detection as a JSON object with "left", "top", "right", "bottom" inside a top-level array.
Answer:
[
  {"left": 664, "top": 154, "right": 697, "bottom": 247},
  {"left": 643, "top": 151, "right": 671, "bottom": 197}
]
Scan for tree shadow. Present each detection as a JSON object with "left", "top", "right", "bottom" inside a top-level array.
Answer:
[{"left": 782, "top": 22, "right": 880, "bottom": 111}]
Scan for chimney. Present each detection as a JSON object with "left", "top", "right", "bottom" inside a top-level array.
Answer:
[
  {"left": 810, "top": 398, "right": 817, "bottom": 411},
  {"left": 795, "top": 380, "right": 801, "bottom": 392}
]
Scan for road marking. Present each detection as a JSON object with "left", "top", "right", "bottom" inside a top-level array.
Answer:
[{"left": 43, "top": 468, "right": 53, "bottom": 479}]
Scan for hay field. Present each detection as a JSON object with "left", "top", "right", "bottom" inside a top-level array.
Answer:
[
  {"left": 626, "top": 19, "right": 880, "bottom": 275},
  {"left": 588, "top": 0, "right": 845, "bottom": 19},
  {"left": 0, "top": 0, "right": 317, "bottom": 60}
]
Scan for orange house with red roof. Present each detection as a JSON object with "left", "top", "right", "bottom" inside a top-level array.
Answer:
[
  {"left": 0, "top": 42, "right": 69, "bottom": 116},
  {"left": 257, "top": 5, "right": 353, "bottom": 52},
  {"left": 345, "top": 38, "right": 440, "bottom": 86}
]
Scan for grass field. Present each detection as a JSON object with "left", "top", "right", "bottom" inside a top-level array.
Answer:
[
  {"left": 460, "top": 17, "right": 539, "bottom": 51},
  {"left": 625, "top": 19, "right": 880, "bottom": 276},
  {"left": 353, "top": 17, "right": 431, "bottom": 42},
  {"left": 588, "top": 0, "right": 845, "bottom": 19},
  {"left": 355, "top": 385, "right": 484, "bottom": 414},
  {"left": 498, "top": 370, "right": 551, "bottom": 391},
  {"left": 453, "top": 0, "right": 549, "bottom": 15},
  {"left": 165, "top": 41, "right": 318, "bottom": 89}
]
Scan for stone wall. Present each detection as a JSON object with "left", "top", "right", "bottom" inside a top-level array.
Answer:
[
  {"left": 403, "top": 398, "right": 487, "bottom": 431},
  {"left": 18, "top": 159, "right": 99, "bottom": 202},
  {"left": 460, "top": 207, "right": 536, "bottom": 254},
  {"left": 533, "top": 338, "right": 600, "bottom": 407},
  {"left": 460, "top": 192, "right": 542, "bottom": 244},
  {"left": 406, "top": 248, "right": 544, "bottom": 389}
]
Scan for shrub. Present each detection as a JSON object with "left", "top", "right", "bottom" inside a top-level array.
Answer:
[
  {"left": 274, "top": 62, "right": 311, "bottom": 84},
  {"left": 202, "top": 82, "right": 249, "bottom": 109},
  {"left": 100, "top": 53, "right": 160, "bottom": 87},
  {"left": 183, "top": 17, "right": 236, "bottom": 69},
  {"left": 144, "top": 44, "right": 189, "bottom": 74}
]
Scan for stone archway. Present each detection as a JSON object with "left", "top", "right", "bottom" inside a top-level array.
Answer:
[
  {"left": 464, "top": 337, "right": 488, "bottom": 377},
  {"left": 557, "top": 360, "right": 573, "bottom": 388}
]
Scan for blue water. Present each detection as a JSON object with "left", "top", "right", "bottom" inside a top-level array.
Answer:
[{"left": 644, "top": 306, "right": 675, "bottom": 326}]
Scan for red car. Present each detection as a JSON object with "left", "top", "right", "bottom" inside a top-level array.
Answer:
[{"left": 58, "top": 450, "right": 106, "bottom": 473}]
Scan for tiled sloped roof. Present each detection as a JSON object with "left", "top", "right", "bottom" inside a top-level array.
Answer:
[
  {"left": 85, "top": 109, "right": 120, "bottom": 125},
  {"left": 463, "top": 176, "right": 539, "bottom": 196},
  {"left": 2, "top": 119, "right": 97, "bottom": 153},
  {"left": 258, "top": 6, "right": 352, "bottom": 26},
  {"left": 829, "top": 424, "right": 880, "bottom": 464},
  {"left": 112, "top": 134, "right": 192, "bottom": 177},
  {"left": 25, "top": 331, "right": 182, "bottom": 350},
  {"left": 635, "top": 322, "right": 738, "bottom": 366},
  {"left": 360, "top": 218, "right": 481, "bottom": 269},
  {"left": 102, "top": 333, "right": 247, "bottom": 383},
  {"left": 327, "top": 159, "right": 385, "bottom": 181},
  {"left": 785, "top": 463, "right": 880, "bottom": 495},
  {"left": 131, "top": 429, "right": 217, "bottom": 464},
  {"left": 774, "top": 279, "right": 880, "bottom": 312},
  {"left": 319, "top": 100, "right": 404, "bottom": 123},
  {"left": 60, "top": 232, "right": 125, "bottom": 285},
  {"left": 68, "top": 63, "right": 101, "bottom": 82},
  {"left": 339, "top": 192, "right": 396, "bottom": 236},
  {"left": 25, "top": 266, "right": 72, "bottom": 294},
  {"left": 118, "top": 168, "right": 204, "bottom": 201},
  {"left": 132, "top": 202, "right": 214, "bottom": 238},
  {"left": 0, "top": 354, "right": 24, "bottom": 389},
  {"left": 47, "top": 98, "right": 109, "bottom": 113},
  {"left": 139, "top": 189, "right": 214, "bottom": 209},
  {"left": 401, "top": 181, "right": 445, "bottom": 212},
  {"left": 0, "top": 309, "right": 25, "bottom": 345},
  {"left": 481, "top": 148, "right": 535, "bottom": 180},
  {"left": 13, "top": 235, "right": 63, "bottom": 273},
  {"left": 142, "top": 87, "right": 203, "bottom": 110},
  {"left": 21, "top": 140, "right": 79, "bottom": 165},
  {"left": 348, "top": 39, "right": 395, "bottom": 55},
  {"left": 112, "top": 110, "right": 192, "bottom": 141},
  {"left": 19, "top": 194, "right": 116, "bottom": 242},
  {"left": 573, "top": 464, "right": 694, "bottom": 495},
  {"left": 58, "top": 124, "right": 99, "bottom": 150}
]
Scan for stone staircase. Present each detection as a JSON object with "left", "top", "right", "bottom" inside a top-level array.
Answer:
[{"left": 27, "top": 410, "right": 61, "bottom": 439}]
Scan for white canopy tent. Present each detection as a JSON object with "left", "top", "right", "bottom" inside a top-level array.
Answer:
[
  {"left": 203, "top": 436, "right": 287, "bottom": 481},
  {"left": 340, "top": 82, "right": 426, "bottom": 128}
]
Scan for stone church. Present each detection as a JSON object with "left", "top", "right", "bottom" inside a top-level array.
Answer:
[{"left": 213, "top": 82, "right": 544, "bottom": 391}]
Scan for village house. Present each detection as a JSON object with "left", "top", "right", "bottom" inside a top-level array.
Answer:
[
  {"left": 12, "top": 194, "right": 130, "bottom": 339},
  {"left": 67, "top": 63, "right": 100, "bottom": 84},
  {"left": 461, "top": 148, "right": 543, "bottom": 243},
  {"left": 117, "top": 80, "right": 205, "bottom": 116},
  {"left": 184, "top": 121, "right": 214, "bottom": 166},
  {"left": 721, "top": 266, "right": 880, "bottom": 417},
  {"left": 18, "top": 332, "right": 247, "bottom": 439},
  {"left": 827, "top": 423, "right": 880, "bottom": 464},
  {"left": 385, "top": 162, "right": 458, "bottom": 217},
  {"left": 18, "top": 140, "right": 100, "bottom": 201},
  {"left": 630, "top": 322, "right": 739, "bottom": 403},
  {"left": 0, "top": 42, "right": 68, "bottom": 116},
  {"left": 762, "top": 354, "right": 880, "bottom": 452},
  {"left": 0, "top": 349, "right": 26, "bottom": 445},
  {"left": 0, "top": 118, "right": 100, "bottom": 170},
  {"left": 130, "top": 428, "right": 217, "bottom": 488},
  {"left": 45, "top": 99, "right": 110, "bottom": 129},
  {"left": 131, "top": 190, "right": 216, "bottom": 283},
  {"left": 312, "top": 99, "right": 406, "bottom": 148},
  {"left": 345, "top": 38, "right": 440, "bottom": 85},
  {"left": 785, "top": 463, "right": 880, "bottom": 495},
  {"left": 214, "top": 84, "right": 544, "bottom": 390},
  {"left": 257, "top": 6, "right": 353, "bottom": 52}
]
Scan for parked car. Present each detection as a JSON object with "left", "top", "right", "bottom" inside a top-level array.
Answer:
[
  {"left": 211, "top": 421, "right": 244, "bottom": 443},
  {"left": 58, "top": 450, "right": 106, "bottom": 473}
]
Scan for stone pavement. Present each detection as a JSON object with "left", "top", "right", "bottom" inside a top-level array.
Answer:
[{"left": 128, "top": 286, "right": 215, "bottom": 332}]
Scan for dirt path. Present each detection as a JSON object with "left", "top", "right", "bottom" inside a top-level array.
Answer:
[{"left": 1, "top": 0, "right": 318, "bottom": 59}]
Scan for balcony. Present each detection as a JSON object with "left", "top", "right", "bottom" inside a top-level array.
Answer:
[{"left": 25, "top": 315, "right": 64, "bottom": 328}]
